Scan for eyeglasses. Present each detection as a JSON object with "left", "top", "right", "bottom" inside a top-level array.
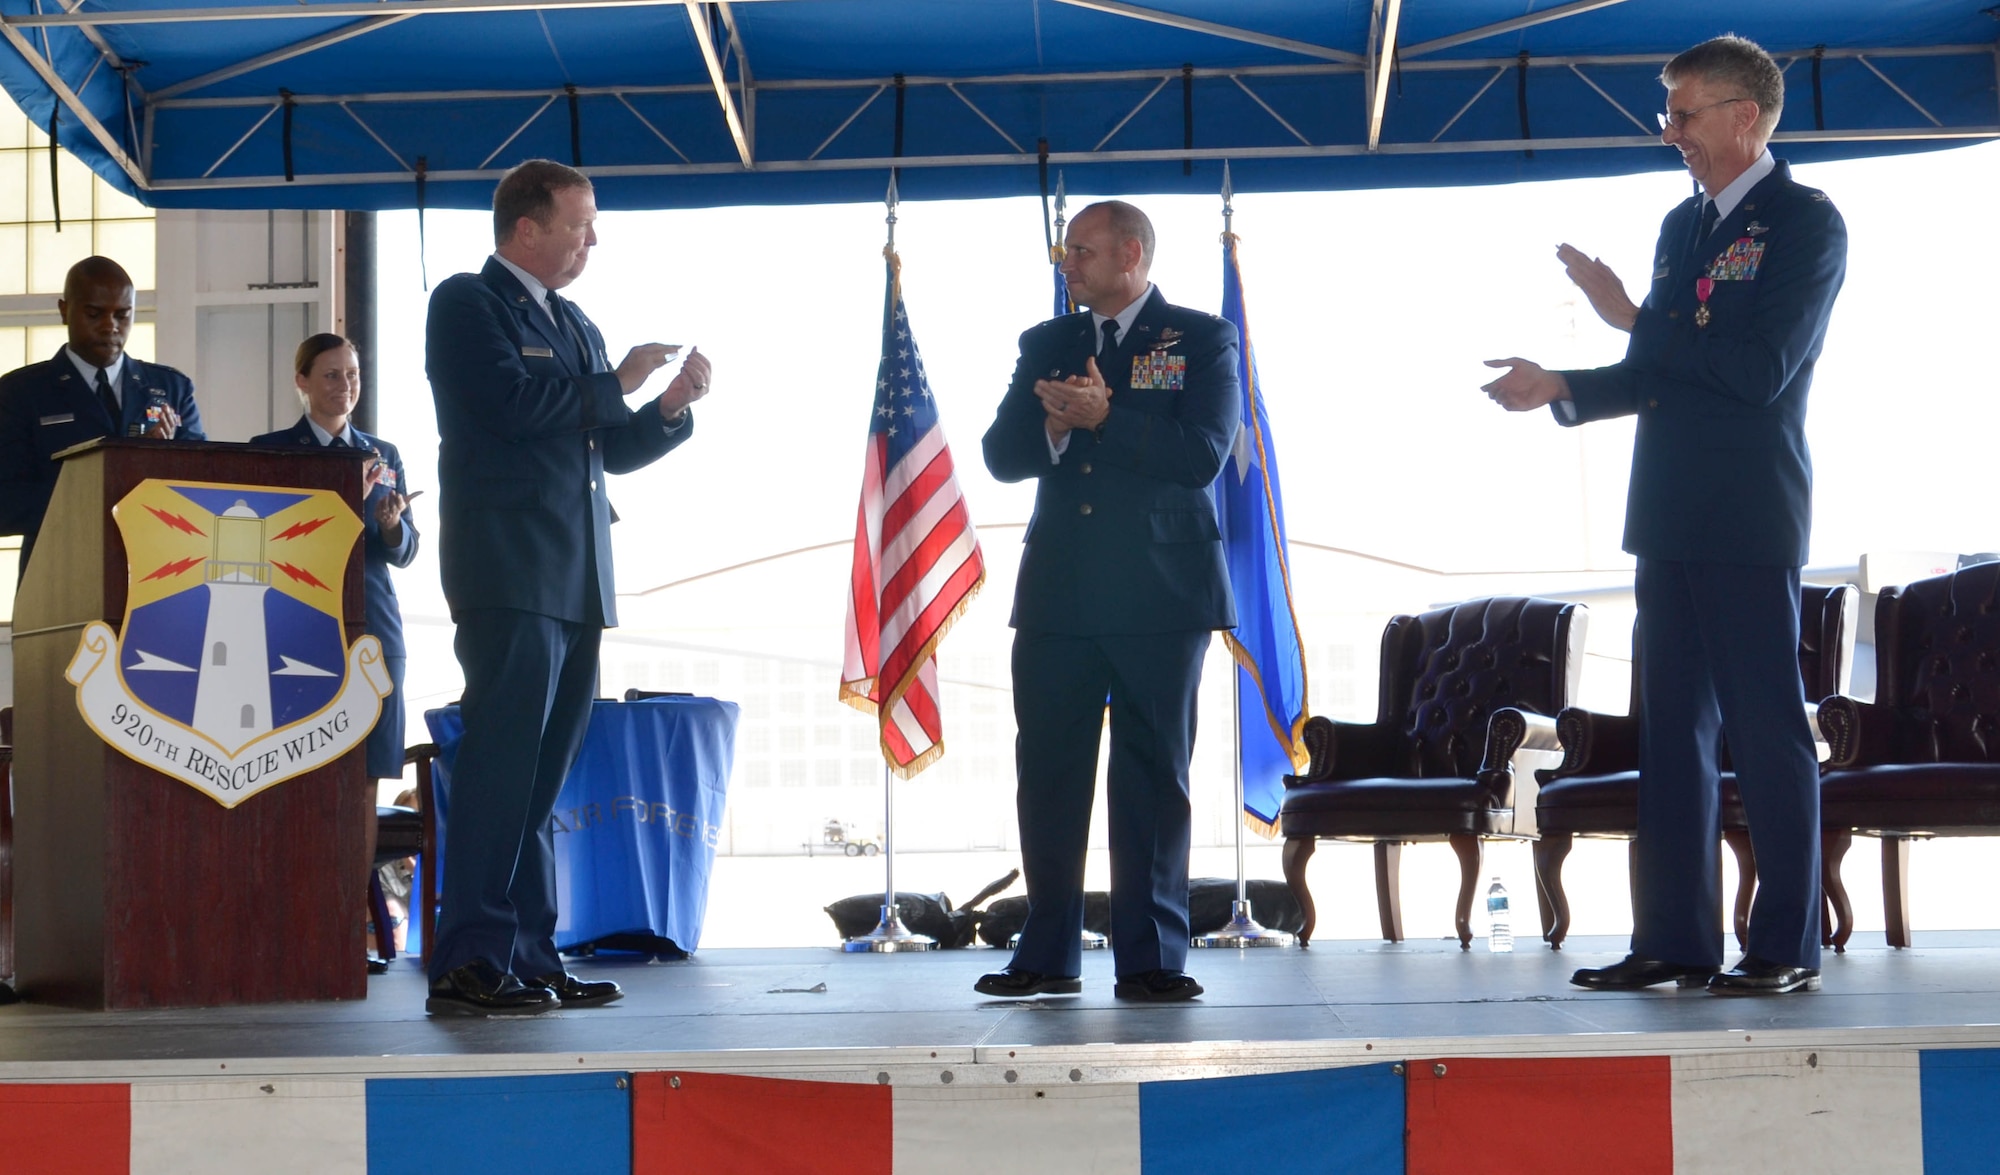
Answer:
[{"left": 1657, "top": 97, "right": 1750, "bottom": 131}]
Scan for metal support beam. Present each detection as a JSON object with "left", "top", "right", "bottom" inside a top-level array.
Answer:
[
  {"left": 1402, "top": 0, "right": 1632, "bottom": 60},
  {"left": 1857, "top": 54, "right": 1945, "bottom": 127},
  {"left": 61, "top": 0, "right": 144, "bottom": 100},
  {"left": 685, "top": 1, "right": 753, "bottom": 166},
  {"left": 7, "top": 0, "right": 707, "bottom": 28},
  {"left": 0, "top": 22, "right": 148, "bottom": 188},
  {"left": 1230, "top": 75, "right": 1311, "bottom": 146},
  {"left": 147, "top": 44, "right": 2000, "bottom": 110},
  {"left": 1053, "top": 0, "right": 1362, "bottom": 65},
  {"left": 153, "top": 15, "right": 415, "bottom": 101},
  {"left": 1366, "top": 0, "right": 1403, "bottom": 150},
  {"left": 138, "top": 122, "right": 2000, "bottom": 193}
]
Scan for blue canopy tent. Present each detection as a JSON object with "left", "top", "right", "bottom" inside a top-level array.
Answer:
[{"left": 0, "top": 0, "right": 1995, "bottom": 210}]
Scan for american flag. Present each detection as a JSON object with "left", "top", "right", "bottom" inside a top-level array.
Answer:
[{"left": 840, "top": 252, "right": 985, "bottom": 777}]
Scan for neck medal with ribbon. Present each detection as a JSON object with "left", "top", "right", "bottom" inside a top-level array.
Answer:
[{"left": 65, "top": 478, "right": 392, "bottom": 807}]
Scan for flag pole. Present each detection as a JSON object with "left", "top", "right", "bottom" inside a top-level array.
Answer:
[
  {"left": 843, "top": 170, "right": 935, "bottom": 954},
  {"left": 1196, "top": 161, "right": 1292, "bottom": 951}
]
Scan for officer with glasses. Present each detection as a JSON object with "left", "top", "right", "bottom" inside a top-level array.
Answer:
[{"left": 1482, "top": 35, "right": 1848, "bottom": 997}]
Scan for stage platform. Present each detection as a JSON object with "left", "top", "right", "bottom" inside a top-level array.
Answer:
[{"left": 7, "top": 934, "right": 2000, "bottom": 1172}]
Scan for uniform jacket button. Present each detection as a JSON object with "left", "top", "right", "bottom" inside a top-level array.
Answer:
[
  {"left": 1079, "top": 462, "right": 1093, "bottom": 475},
  {"left": 1079, "top": 503, "right": 1093, "bottom": 516},
  {"left": 1648, "top": 399, "right": 1659, "bottom": 409}
]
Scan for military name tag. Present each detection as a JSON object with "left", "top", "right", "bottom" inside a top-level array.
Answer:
[
  {"left": 1130, "top": 351, "right": 1186, "bottom": 390},
  {"left": 39, "top": 413, "right": 75, "bottom": 425},
  {"left": 522, "top": 346, "right": 555, "bottom": 359}
]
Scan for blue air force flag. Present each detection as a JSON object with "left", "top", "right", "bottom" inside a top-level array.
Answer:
[{"left": 1209, "top": 234, "right": 1310, "bottom": 832}]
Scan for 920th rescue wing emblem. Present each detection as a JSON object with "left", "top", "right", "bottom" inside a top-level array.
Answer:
[{"left": 66, "top": 479, "right": 391, "bottom": 808}]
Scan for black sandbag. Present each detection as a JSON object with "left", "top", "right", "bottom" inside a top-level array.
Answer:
[
  {"left": 977, "top": 891, "right": 1114, "bottom": 947},
  {"left": 826, "top": 869, "right": 1022, "bottom": 948},
  {"left": 983, "top": 880, "right": 1304, "bottom": 944},
  {"left": 824, "top": 891, "right": 958, "bottom": 942},
  {"left": 979, "top": 895, "right": 1025, "bottom": 946},
  {"left": 1187, "top": 877, "right": 1305, "bottom": 934}
]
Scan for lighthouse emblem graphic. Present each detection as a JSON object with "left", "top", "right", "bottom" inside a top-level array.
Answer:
[{"left": 66, "top": 478, "right": 392, "bottom": 807}]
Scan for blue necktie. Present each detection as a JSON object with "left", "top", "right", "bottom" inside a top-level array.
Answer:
[
  {"left": 547, "top": 292, "right": 590, "bottom": 370},
  {"left": 1098, "top": 318, "right": 1119, "bottom": 360},
  {"left": 1689, "top": 198, "right": 1720, "bottom": 262},
  {"left": 95, "top": 368, "right": 120, "bottom": 427}
]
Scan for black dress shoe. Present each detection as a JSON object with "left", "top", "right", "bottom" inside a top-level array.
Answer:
[
  {"left": 1570, "top": 954, "right": 1719, "bottom": 991},
  {"left": 1707, "top": 955, "right": 1821, "bottom": 995},
  {"left": 1112, "top": 970, "right": 1203, "bottom": 1002},
  {"left": 973, "top": 968, "right": 1082, "bottom": 997},
  {"left": 366, "top": 956, "right": 390, "bottom": 976},
  {"left": 426, "top": 960, "right": 560, "bottom": 1017},
  {"left": 531, "top": 972, "right": 624, "bottom": 1007}
]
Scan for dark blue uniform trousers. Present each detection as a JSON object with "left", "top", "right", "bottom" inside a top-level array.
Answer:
[
  {"left": 1009, "top": 628, "right": 1209, "bottom": 980},
  {"left": 428, "top": 608, "right": 601, "bottom": 983},
  {"left": 1632, "top": 558, "right": 1821, "bottom": 971}
]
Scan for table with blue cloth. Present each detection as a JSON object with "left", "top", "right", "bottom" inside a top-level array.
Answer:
[{"left": 421, "top": 697, "right": 738, "bottom": 956}]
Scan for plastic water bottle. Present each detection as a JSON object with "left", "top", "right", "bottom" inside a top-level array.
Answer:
[{"left": 1486, "top": 877, "right": 1513, "bottom": 953}]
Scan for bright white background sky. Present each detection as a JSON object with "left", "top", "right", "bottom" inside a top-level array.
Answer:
[{"left": 377, "top": 138, "right": 2000, "bottom": 611}]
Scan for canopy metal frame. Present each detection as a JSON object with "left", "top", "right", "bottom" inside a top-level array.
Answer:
[{"left": 3, "top": 0, "right": 1996, "bottom": 197}]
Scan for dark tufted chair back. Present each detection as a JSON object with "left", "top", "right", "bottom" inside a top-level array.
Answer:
[
  {"left": 1874, "top": 561, "right": 2000, "bottom": 763},
  {"left": 1798, "top": 583, "right": 1860, "bottom": 705},
  {"left": 1381, "top": 597, "right": 1586, "bottom": 778}
]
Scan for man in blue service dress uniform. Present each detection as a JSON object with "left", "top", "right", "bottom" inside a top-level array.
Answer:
[
  {"left": 978, "top": 201, "right": 1239, "bottom": 1002},
  {"left": 423, "top": 159, "right": 712, "bottom": 1015},
  {"left": 0, "top": 256, "right": 204, "bottom": 579},
  {"left": 1484, "top": 36, "right": 1847, "bottom": 996}
]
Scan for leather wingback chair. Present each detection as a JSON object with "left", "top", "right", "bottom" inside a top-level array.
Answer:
[
  {"left": 1818, "top": 561, "right": 2000, "bottom": 949},
  {"left": 1532, "top": 583, "right": 1857, "bottom": 949},
  {"left": 1279, "top": 597, "right": 1586, "bottom": 947}
]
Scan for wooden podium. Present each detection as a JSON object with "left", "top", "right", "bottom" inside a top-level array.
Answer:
[{"left": 11, "top": 438, "right": 370, "bottom": 1009}]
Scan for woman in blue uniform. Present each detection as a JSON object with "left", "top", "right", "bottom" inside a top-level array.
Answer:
[{"left": 254, "top": 334, "right": 419, "bottom": 871}]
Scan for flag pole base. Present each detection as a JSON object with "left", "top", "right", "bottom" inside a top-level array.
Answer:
[
  {"left": 843, "top": 905, "right": 937, "bottom": 953},
  {"left": 1192, "top": 900, "right": 1294, "bottom": 949}
]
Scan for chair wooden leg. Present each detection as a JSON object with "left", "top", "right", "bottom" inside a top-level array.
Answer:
[
  {"left": 1822, "top": 829, "right": 1855, "bottom": 952},
  {"left": 1282, "top": 836, "right": 1318, "bottom": 947},
  {"left": 1533, "top": 833, "right": 1573, "bottom": 949},
  {"left": 1373, "top": 841, "right": 1404, "bottom": 944},
  {"left": 1532, "top": 853, "right": 1555, "bottom": 941},
  {"left": 1881, "top": 834, "right": 1912, "bottom": 950},
  {"left": 1448, "top": 833, "right": 1482, "bottom": 950},
  {"left": 1722, "top": 828, "right": 1756, "bottom": 952}
]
